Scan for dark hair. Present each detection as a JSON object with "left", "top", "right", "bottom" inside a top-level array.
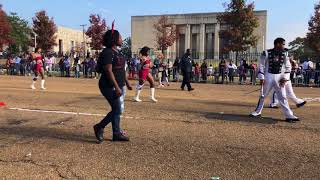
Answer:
[
  {"left": 35, "top": 47, "right": 41, "bottom": 53},
  {"left": 139, "top": 46, "right": 150, "bottom": 56},
  {"left": 103, "top": 30, "right": 120, "bottom": 48},
  {"left": 274, "top": 37, "right": 285, "bottom": 46}
]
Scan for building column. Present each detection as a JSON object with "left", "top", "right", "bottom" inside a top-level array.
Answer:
[
  {"left": 185, "top": 24, "right": 191, "bottom": 51},
  {"left": 172, "top": 41, "right": 177, "bottom": 59},
  {"left": 199, "top": 23, "right": 206, "bottom": 60},
  {"left": 214, "top": 23, "right": 220, "bottom": 59},
  {"left": 176, "top": 37, "right": 180, "bottom": 58},
  {"left": 208, "top": 33, "right": 213, "bottom": 59}
]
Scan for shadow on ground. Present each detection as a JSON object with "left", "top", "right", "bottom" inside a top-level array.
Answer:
[
  {"left": 204, "top": 112, "right": 280, "bottom": 124},
  {"left": 159, "top": 105, "right": 281, "bottom": 124},
  {"left": 0, "top": 126, "right": 97, "bottom": 144}
]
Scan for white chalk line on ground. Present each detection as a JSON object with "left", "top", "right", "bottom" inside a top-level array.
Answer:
[
  {"left": 303, "top": 98, "right": 320, "bottom": 102},
  {"left": 8, "top": 108, "right": 135, "bottom": 119},
  {"left": 0, "top": 87, "right": 100, "bottom": 95}
]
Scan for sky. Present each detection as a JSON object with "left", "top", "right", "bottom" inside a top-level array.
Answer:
[{"left": 1, "top": 0, "right": 319, "bottom": 48}]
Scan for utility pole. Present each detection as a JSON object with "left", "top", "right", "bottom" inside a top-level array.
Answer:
[{"left": 80, "top": 24, "right": 87, "bottom": 59}]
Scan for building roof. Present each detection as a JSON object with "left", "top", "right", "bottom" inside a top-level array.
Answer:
[{"left": 132, "top": 10, "right": 267, "bottom": 18}]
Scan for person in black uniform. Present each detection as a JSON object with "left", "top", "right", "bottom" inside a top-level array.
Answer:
[
  {"left": 180, "top": 49, "right": 194, "bottom": 91},
  {"left": 315, "top": 58, "right": 320, "bottom": 86},
  {"left": 93, "top": 29, "right": 133, "bottom": 143}
]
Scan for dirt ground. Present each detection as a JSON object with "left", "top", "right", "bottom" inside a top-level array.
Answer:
[{"left": 0, "top": 76, "right": 319, "bottom": 179}]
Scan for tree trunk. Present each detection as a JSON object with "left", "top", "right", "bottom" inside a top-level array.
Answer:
[{"left": 162, "top": 47, "right": 166, "bottom": 59}]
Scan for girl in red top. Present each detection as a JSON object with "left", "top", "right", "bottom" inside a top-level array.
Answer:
[
  {"left": 133, "top": 46, "right": 157, "bottom": 102},
  {"left": 194, "top": 63, "right": 201, "bottom": 82},
  {"left": 30, "top": 47, "right": 46, "bottom": 90}
]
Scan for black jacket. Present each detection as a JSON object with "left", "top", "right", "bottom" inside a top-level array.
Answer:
[
  {"left": 180, "top": 54, "right": 193, "bottom": 73},
  {"left": 316, "top": 62, "right": 320, "bottom": 70}
]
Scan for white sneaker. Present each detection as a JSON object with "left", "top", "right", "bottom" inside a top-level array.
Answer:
[
  {"left": 249, "top": 111, "right": 261, "bottom": 117},
  {"left": 150, "top": 97, "right": 158, "bottom": 102},
  {"left": 41, "top": 80, "right": 46, "bottom": 90},
  {"left": 41, "top": 87, "right": 46, "bottom": 90},
  {"left": 150, "top": 88, "right": 158, "bottom": 102},
  {"left": 286, "top": 115, "right": 299, "bottom": 119},
  {"left": 31, "top": 85, "right": 36, "bottom": 90},
  {"left": 133, "top": 97, "right": 142, "bottom": 102}
]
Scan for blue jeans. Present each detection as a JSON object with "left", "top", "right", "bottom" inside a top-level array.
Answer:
[
  {"left": 97, "top": 85, "right": 126, "bottom": 134},
  {"left": 75, "top": 70, "right": 80, "bottom": 78}
]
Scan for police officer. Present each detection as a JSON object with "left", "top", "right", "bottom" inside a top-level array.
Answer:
[
  {"left": 250, "top": 38, "right": 299, "bottom": 122},
  {"left": 180, "top": 49, "right": 194, "bottom": 91}
]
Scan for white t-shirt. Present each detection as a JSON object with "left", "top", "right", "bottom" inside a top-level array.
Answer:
[
  {"left": 208, "top": 66, "right": 213, "bottom": 75},
  {"left": 227, "top": 64, "right": 237, "bottom": 69},
  {"left": 302, "top": 61, "right": 314, "bottom": 70},
  {"left": 50, "top": 57, "right": 56, "bottom": 64},
  {"left": 308, "top": 61, "right": 314, "bottom": 69},
  {"left": 45, "top": 57, "right": 51, "bottom": 64}
]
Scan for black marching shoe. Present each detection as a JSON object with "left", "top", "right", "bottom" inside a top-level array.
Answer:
[
  {"left": 188, "top": 88, "right": 195, "bottom": 91},
  {"left": 285, "top": 117, "right": 300, "bottom": 123},
  {"left": 93, "top": 124, "right": 104, "bottom": 143},
  {"left": 268, "top": 105, "right": 279, "bottom": 109},
  {"left": 296, "top": 101, "right": 307, "bottom": 108},
  {"left": 112, "top": 132, "right": 130, "bottom": 142}
]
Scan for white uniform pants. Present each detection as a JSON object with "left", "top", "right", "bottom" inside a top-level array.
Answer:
[
  {"left": 254, "top": 73, "right": 296, "bottom": 119},
  {"left": 269, "top": 80, "right": 304, "bottom": 107}
]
